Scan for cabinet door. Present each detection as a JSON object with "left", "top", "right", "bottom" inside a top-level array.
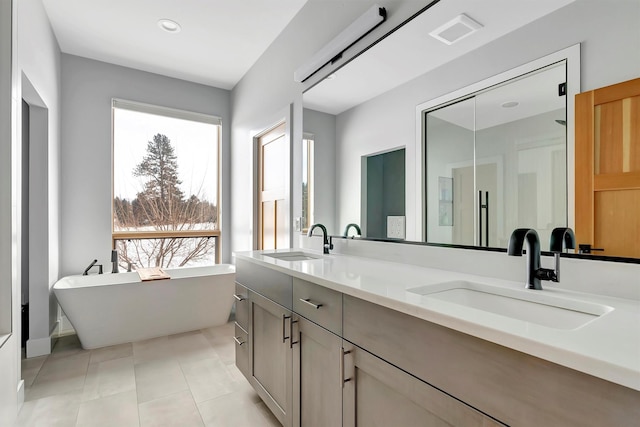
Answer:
[
  {"left": 342, "top": 342, "right": 500, "bottom": 427},
  {"left": 293, "top": 316, "right": 343, "bottom": 427},
  {"left": 249, "top": 291, "right": 293, "bottom": 427}
]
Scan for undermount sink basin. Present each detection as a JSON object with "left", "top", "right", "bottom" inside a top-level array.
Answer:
[
  {"left": 407, "top": 281, "right": 612, "bottom": 330},
  {"left": 262, "top": 252, "right": 320, "bottom": 262}
]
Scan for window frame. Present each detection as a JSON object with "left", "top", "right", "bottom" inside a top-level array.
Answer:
[{"left": 111, "top": 98, "right": 222, "bottom": 265}]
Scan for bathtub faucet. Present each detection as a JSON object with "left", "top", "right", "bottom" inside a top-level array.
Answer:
[
  {"left": 83, "top": 259, "right": 103, "bottom": 276},
  {"left": 111, "top": 249, "right": 119, "bottom": 273}
]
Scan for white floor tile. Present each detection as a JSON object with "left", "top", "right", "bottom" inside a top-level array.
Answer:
[
  {"left": 82, "top": 356, "right": 136, "bottom": 401},
  {"left": 134, "top": 359, "right": 189, "bottom": 404},
  {"left": 76, "top": 390, "right": 139, "bottom": 427},
  {"left": 180, "top": 357, "right": 238, "bottom": 403},
  {"left": 138, "top": 390, "right": 204, "bottom": 427},
  {"left": 18, "top": 322, "right": 282, "bottom": 426},
  {"left": 89, "top": 342, "right": 133, "bottom": 365},
  {"left": 15, "top": 390, "right": 82, "bottom": 427}
]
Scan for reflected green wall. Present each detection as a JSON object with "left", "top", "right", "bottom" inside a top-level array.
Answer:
[{"left": 366, "top": 148, "right": 405, "bottom": 238}]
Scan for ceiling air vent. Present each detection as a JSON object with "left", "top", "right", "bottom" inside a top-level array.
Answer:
[{"left": 429, "top": 13, "right": 483, "bottom": 45}]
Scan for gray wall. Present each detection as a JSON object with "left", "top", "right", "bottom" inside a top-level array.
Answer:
[
  {"left": 335, "top": 0, "right": 640, "bottom": 240},
  {"left": 2, "top": 0, "right": 62, "bottom": 418},
  {"left": 0, "top": 0, "right": 18, "bottom": 421},
  {"left": 18, "top": 0, "right": 62, "bottom": 359},
  {"left": 60, "top": 54, "right": 231, "bottom": 274},
  {"left": 302, "top": 108, "right": 336, "bottom": 234}
]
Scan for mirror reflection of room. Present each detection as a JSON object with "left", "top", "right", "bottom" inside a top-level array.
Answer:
[
  {"left": 425, "top": 62, "right": 567, "bottom": 250},
  {"left": 363, "top": 148, "right": 406, "bottom": 239}
]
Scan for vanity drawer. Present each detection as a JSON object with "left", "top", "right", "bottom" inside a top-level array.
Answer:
[
  {"left": 293, "top": 278, "right": 342, "bottom": 335},
  {"left": 234, "top": 323, "right": 249, "bottom": 380},
  {"left": 234, "top": 283, "right": 249, "bottom": 330},
  {"left": 236, "top": 259, "right": 293, "bottom": 309}
]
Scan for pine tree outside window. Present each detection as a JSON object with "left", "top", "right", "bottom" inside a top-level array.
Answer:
[{"left": 112, "top": 99, "right": 221, "bottom": 269}]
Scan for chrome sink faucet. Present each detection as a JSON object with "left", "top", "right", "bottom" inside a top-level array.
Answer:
[
  {"left": 507, "top": 228, "right": 555, "bottom": 290},
  {"left": 307, "top": 223, "right": 333, "bottom": 254}
]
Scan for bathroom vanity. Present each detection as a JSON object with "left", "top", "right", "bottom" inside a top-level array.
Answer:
[{"left": 233, "top": 249, "right": 640, "bottom": 427}]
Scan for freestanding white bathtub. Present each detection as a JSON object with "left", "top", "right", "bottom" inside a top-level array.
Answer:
[{"left": 53, "top": 265, "right": 236, "bottom": 349}]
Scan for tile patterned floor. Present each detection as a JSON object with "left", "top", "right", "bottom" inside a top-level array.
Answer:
[{"left": 16, "top": 321, "right": 281, "bottom": 427}]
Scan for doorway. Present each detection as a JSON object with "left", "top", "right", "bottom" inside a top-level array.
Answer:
[
  {"left": 256, "top": 122, "right": 289, "bottom": 250},
  {"left": 21, "top": 75, "right": 52, "bottom": 358},
  {"left": 364, "top": 148, "right": 406, "bottom": 239}
]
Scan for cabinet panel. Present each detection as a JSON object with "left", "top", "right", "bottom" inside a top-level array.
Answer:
[
  {"left": 249, "top": 290, "right": 293, "bottom": 427},
  {"left": 293, "top": 278, "right": 342, "bottom": 335},
  {"left": 342, "top": 342, "right": 490, "bottom": 427},
  {"left": 293, "top": 316, "right": 342, "bottom": 427},
  {"left": 234, "top": 283, "right": 249, "bottom": 330}
]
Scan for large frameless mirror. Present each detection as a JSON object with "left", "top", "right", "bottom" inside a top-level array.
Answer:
[{"left": 424, "top": 61, "right": 567, "bottom": 250}]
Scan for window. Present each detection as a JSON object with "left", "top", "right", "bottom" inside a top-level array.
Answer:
[
  {"left": 112, "top": 99, "right": 221, "bottom": 268},
  {"left": 302, "top": 133, "right": 314, "bottom": 232}
]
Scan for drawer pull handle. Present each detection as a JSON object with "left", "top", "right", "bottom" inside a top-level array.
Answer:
[
  {"left": 299, "top": 298, "right": 323, "bottom": 309},
  {"left": 233, "top": 294, "right": 246, "bottom": 302},
  {"left": 283, "top": 315, "right": 291, "bottom": 343},
  {"left": 340, "top": 348, "right": 352, "bottom": 388},
  {"left": 289, "top": 318, "right": 298, "bottom": 349},
  {"left": 233, "top": 336, "right": 245, "bottom": 346}
]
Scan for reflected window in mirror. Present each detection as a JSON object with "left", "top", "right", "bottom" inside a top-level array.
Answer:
[
  {"left": 302, "top": 133, "right": 315, "bottom": 232},
  {"left": 425, "top": 61, "right": 568, "bottom": 251}
]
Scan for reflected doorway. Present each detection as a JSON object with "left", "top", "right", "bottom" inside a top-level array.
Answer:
[{"left": 363, "top": 148, "right": 406, "bottom": 239}]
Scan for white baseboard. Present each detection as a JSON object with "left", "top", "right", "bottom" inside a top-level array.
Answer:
[
  {"left": 26, "top": 336, "right": 51, "bottom": 357},
  {"left": 17, "top": 379, "right": 24, "bottom": 410}
]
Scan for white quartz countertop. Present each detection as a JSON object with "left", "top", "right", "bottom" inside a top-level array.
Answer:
[{"left": 234, "top": 249, "right": 640, "bottom": 392}]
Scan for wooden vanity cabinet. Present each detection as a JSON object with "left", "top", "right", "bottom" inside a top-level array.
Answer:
[
  {"left": 342, "top": 341, "right": 503, "bottom": 427},
  {"left": 248, "top": 290, "right": 293, "bottom": 427},
  {"left": 292, "top": 277, "right": 344, "bottom": 427},
  {"left": 233, "top": 283, "right": 250, "bottom": 378},
  {"left": 343, "top": 295, "right": 640, "bottom": 427},
  {"left": 292, "top": 315, "right": 343, "bottom": 427},
  {"left": 236, "top": 259, "right": 295, "bottom": 426}
]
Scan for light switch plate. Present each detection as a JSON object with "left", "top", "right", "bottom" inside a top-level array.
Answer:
[{"left": 387, "top": 216, "right": 405, "bottom": 239}]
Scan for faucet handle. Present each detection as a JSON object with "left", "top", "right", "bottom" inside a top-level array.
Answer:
[{"left": 535, "top": 267, "right": 557, "bottom": 282}]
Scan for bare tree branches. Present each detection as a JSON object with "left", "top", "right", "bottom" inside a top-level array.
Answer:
[{"left": 114, "top": 133, "right": 218, "bottom": 268}]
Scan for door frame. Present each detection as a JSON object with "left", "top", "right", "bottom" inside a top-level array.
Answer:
[{"left": 252, "top": 106, "right": 294, "bottom": 250}]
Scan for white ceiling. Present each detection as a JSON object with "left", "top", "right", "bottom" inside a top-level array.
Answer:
[
  {"left": 430, "top": 62, "right": 566, "bottom": 130},
  {"left": 42, "top": 0, "right": 308, "bottom": 90},
  {"left": 304, "top": 0, "right": 575, "bottom": 115}
]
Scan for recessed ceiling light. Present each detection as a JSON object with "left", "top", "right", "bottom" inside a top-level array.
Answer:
[
  {"left": 501, "top": 101, "right": 519, "bottom": 108},
  {"left": 430, "top": 13, "right": 483, "bottom": 45},
  {"left": 158, "top": 19, "right": 181, "bottom": 33}
]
